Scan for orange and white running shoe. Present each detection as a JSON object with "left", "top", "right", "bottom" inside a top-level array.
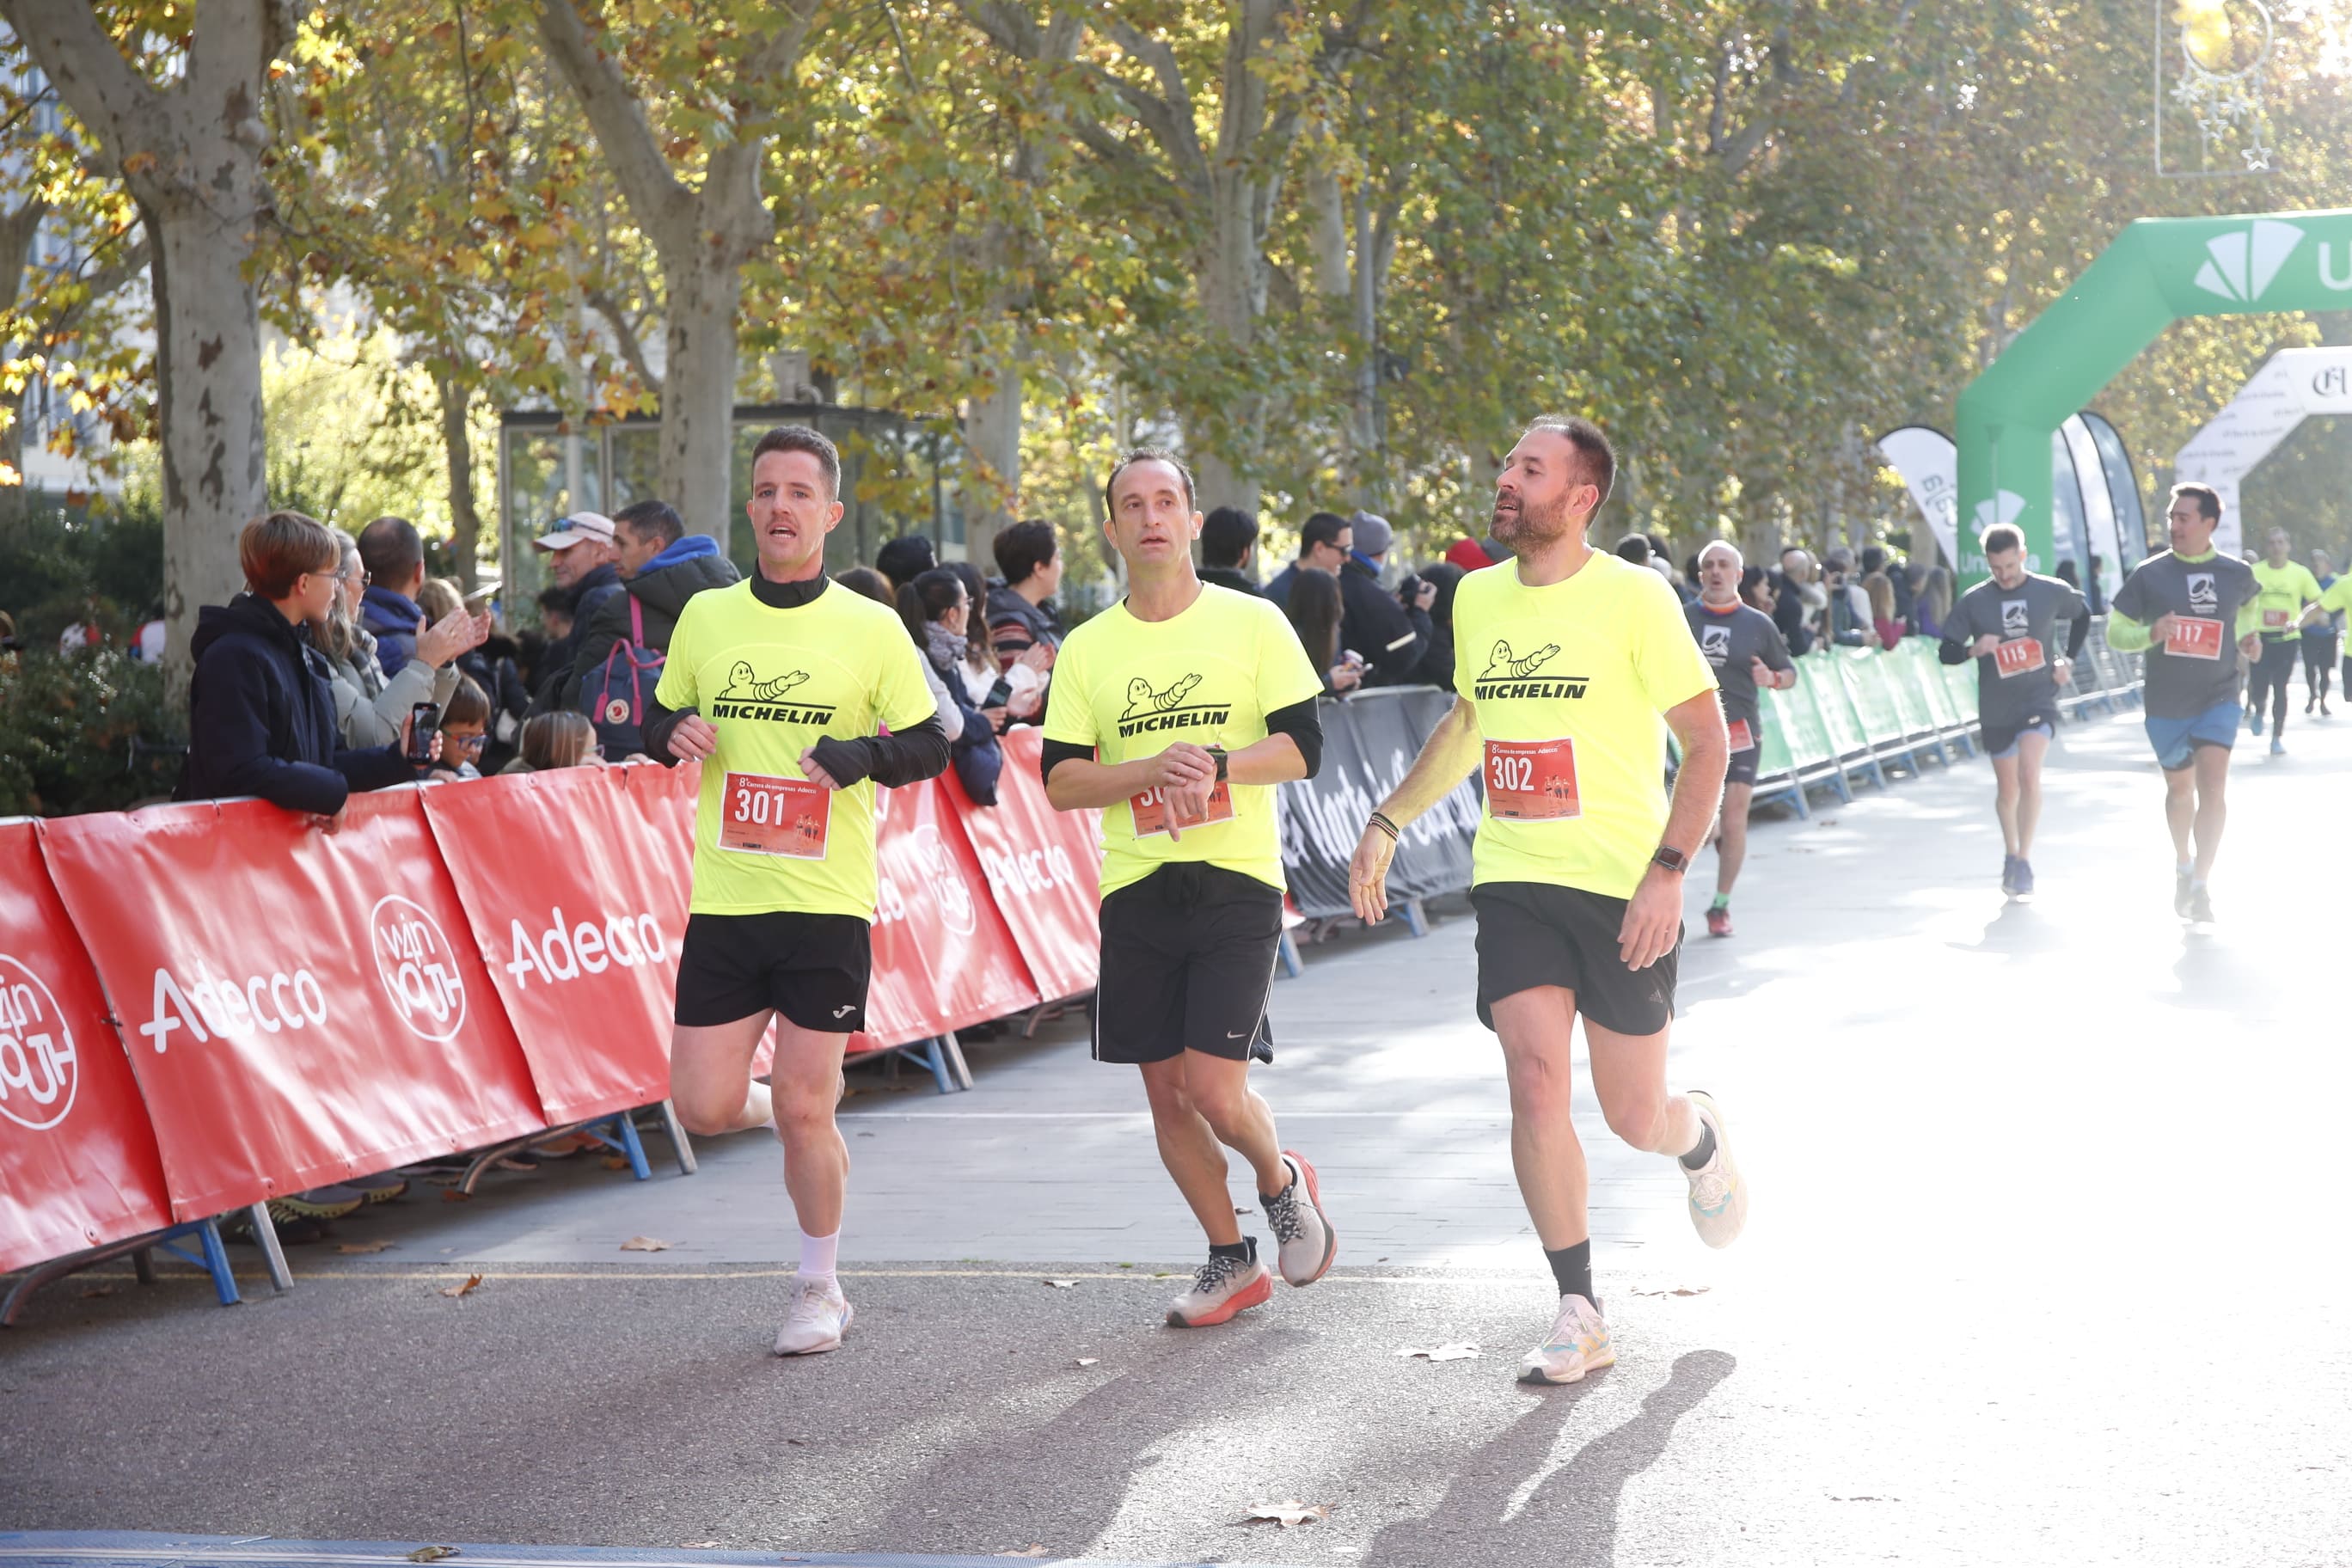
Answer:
[
  {"left": 1263, "top": 1151, "right": 1336, "bottom": 1287},
  {"left": 1166, "top": 1246, "right": 1273, "bottom": 1327}
]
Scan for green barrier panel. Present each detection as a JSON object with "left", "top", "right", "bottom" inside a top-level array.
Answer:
[
  {"left": 1755, "top": 710, "right": 1796, "bottom": 777},
  {"left": 1798, "top": 653, "right": 1871, "bottom": 759},
  {"left": 1763, "top": 676, "right": 1835, "bottom": 769},
  {"left": 1939, "top": 655, "right": 1980, "bottom": 722},
  {"left": 1837, "top": 646, "right": 1911, "bottom": 750},
  {"left": 1882, "top": 640, "right": 1945, "bottom": 740},
  {"left": 1902, "top": 640, "right": 1965, "bottom": 731}
]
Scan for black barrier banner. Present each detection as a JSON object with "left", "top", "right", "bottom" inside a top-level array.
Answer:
[{"left": 1277, "top": 687, "right": 1482, "bottom": 919}]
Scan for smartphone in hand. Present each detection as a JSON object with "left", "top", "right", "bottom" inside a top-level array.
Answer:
[{"left": 405, "top": 701, "right": 441, "bottom": 766}]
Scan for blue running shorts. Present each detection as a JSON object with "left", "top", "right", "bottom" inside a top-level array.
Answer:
[{"left": 2145, "top": 700, "right": 2241, "bottom": 772}]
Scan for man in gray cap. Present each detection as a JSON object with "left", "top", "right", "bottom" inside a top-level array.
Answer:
[
  {"left": 1338, "top": 508, "right": 1431, "bottom": 687},
  {"left": 530, "top": 510, "right": 625, "bottom": 712}
]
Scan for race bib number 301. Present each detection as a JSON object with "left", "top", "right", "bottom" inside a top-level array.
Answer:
[
  {"left": 1130, "top": 779, "right": 1234, "bottom": 838},
  {"left": 720, "top": 771, "right": 830, "bottom": 859},
  {"left": 1484, "top": 738, "right": 1580, "bottom": 821},
  {"left": 2165, "top": 617, "right": 2225, "bottom": 660},
  {"left": 1993, "top": 637, "right": 2046, "bottom": 677}
]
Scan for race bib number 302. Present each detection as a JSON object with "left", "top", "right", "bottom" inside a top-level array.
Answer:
[
  {"left": 1993, "top": 637, "right": 2046, "bottom": 678},
  {"left": 2165, "top": 617, "right": 2225, "bottom": 660},
  {"left": 1130, "top": 779, "right": 1234, "bottom": 838},
  {"left": 1484, "top": 738, "right": 1580, "bottom": 821},
  {"left": 720, "top": 771, "right": 830, "bottom": 859}
]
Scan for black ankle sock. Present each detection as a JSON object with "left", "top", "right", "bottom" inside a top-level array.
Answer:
[
  {"left": 1545, "top": 1240, "right": 1592, "bottom": 1302},
  {"left": 1210, "top": 1238, "right": 1255, "bottom": 1265},
  {"left": 1679, "top": 1123, "right": 1718, "bottom": 1171}
]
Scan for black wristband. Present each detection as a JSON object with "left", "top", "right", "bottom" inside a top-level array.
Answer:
[{"left": 1368, "top": 812, "right": 1400, "bottom": 842}]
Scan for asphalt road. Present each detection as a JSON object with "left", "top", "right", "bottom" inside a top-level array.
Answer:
[{"left": 6, "top": 699, "right": 2349, "bottom": 1566}]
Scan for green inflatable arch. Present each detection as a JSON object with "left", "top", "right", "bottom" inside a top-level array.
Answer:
[{"left": 1957, "top": 207, "right": 2352, "bottom": 585}]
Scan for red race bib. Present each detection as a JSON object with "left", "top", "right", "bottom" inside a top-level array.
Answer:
[
  {"left": 1993, "top": 637, "right": 2046, "bottom": 677},
  {"left": 2165, "top": 617, "right": 2225, "bottom": 660},
  {"left": 1130, "top": 780, "right": 1234, "bottom": 838},
  {"left": 720, "top": 772, "right": 830, "bottom": 859},
  {"left": 2263, "top": 607, "right": 2293, "bottom": 629},
  {"left": 1725, "top": 719, "right": 1755, "bottom": 753},
  {"left": 1484, "top": 738, "right": 1580, "bottom": 821}
]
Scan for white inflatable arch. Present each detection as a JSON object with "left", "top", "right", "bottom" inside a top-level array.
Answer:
[{"left": 2174, "top": 346, "right": 2352, "bottom": 555}]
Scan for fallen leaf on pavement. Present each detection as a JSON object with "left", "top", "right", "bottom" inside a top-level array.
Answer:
[
  {"left": 603, "top": 1155, "right": 632, "bottom": 1171},
  {"left": 1396, "top": 1343, "right": 1480, "bottom": 1362},
  {"left": 1631, "top": 1287, "right": 1711, "bottom": 1298},
  {"left": 406, "top": 1550, "right": 459, "bottom": 1563},
  {"left": 79, "top": 1285, "right": 115, "bottom": 1299},
  {"left": 1041, "top": 1278, "right": 1077, "bottom": 1289},
  {"left": 1233, "top": 1205, "right": 1253, "bottom": 1216},
  {"left": 1075, "top": 1358, "right": 1099, "bottom": 1368},
  {"left": 620, "top": 1235, "right": 671, "bottom": 1253},
  {"left": 681, "top": 1543, "right": 718, "bottom": 1550},
  {"left": 995, "top": 1547, "right": 1050, "bottom": 1559},
  {"left": 337, "top": 1240, "right": 396, "bottom": 1254},
  {"left": 440, "top": 1190, "right": 471, "bottom": 1204},
  {"left": 1245, "top": 1499, "right": 1332, "bottom": 1528},
  {"left": 438, "top": 1274, "right": 483, "bottom": 1299}
]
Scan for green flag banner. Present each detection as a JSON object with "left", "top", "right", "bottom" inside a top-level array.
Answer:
[{"left": 1957, "top": 208, "right": 2352, "bottom": 586}]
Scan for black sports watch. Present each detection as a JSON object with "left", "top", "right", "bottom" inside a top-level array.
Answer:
[
  {"left": 1651, "top": 845, "right": 1689, "bottom": 874},
  {"left": 1207, "top": 746, "right": 1229, "bottom": 783}
]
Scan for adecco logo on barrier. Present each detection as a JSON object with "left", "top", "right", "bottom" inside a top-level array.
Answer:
[
  {"left": 138, "top": 960, "right": 330, "bottom": 1053},
  {"left": 370, "top": 895, "right": 469, "bottom": 1042},
  {"left": 976, "top": 842, "right": 1081, "bottom": 905},
  {"left": 500, "top": 906, "right": 671, "bottom": 989},
  {"left": 0, "top": 955, "right": 77, "bottom": 1131},
  {"left": 878, "top": 826, "right": 977, "bottom": 936}
]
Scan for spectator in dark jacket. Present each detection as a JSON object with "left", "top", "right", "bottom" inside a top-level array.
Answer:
[
  {"left": 1407, "top": 560, "right": 1465, "bottom": 690},
  {"left": 1265, "top": 511, "right": 1352, "bottom": 612},
  {"left": 357, "top": 514, "right": 431, "bottom": 679},
  {"left": 529, "top": 510, "right": 624, "bottom": 711},
  {"left": 985, "top": 518, "right": 1065, "bottom": 659},
  {"left": 900, "top": 567, "right": 1003, "bottom": 805},
  {"left": 1338, "top": 511, "right": 1430, "bottom": 686},
  {"left": 560, "top": 499, "right": 742, "bottom": 733},
  {"left": 181, "top": 511, "right": 422, "bottom": 815},
  {"left": 1198, "top": 506, "right": 1263, "bottom": 596}
]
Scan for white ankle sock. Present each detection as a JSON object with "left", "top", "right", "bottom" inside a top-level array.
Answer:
[{"left": 798, "top": 1228, "right": 839, "bottom": 1287}]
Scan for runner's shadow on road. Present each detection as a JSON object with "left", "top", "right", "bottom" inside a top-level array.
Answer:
[
  {"left": 1363, "top": 1349, "right": 1735, "bottom": 1568},
  {"left": 1950, "top": 899, "right": 2044, "bottom": 955}
]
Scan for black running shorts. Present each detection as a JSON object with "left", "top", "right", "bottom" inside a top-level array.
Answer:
[
  {"left": 674, "top": 911, "right": 873, "bottom": 1032},
  {"left": 1724, "top": 730, "right": 1761, "bottom": 787},
  {"left": 1981, "top": 705, "right": 2059, "bottom": 760},
  {"left": 1094, "top": 864, "right": 1281, "bottom": 1064},
  {"left": 1471, "top": 880, "right": 1678, "bottom": 1038}
]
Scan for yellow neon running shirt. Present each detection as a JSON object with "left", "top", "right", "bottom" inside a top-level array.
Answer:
[
  {"left": 2319, "top": 575, "right": 2352, "bottom": 618},
  {"left": 655, "top": 579, "right": 937, "bottom": 919},
  {"left": 1042, "top": 583, "right": 1323, "bottom": 899},
  {"left": 2251, "top": 560, "right": 2323, "bottom": 639},
  {"left": 1452, "top": 553, "right": 1718, "bottom": 900}
]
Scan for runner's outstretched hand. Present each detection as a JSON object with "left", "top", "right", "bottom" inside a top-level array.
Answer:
[
  {"left": 668, "top": 714, "right": 719, "bottom": 762},
  {"left": 1617, "top": 867, "right": 1681, "bottom": 971},
  {"left": 1349, "top": 824, "right": 1396, "bottom": 924}
]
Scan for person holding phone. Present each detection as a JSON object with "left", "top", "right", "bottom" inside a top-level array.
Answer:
[
  {"left": 181, "top": 511, "right": 439, "bottom": 818},
  {"left": 640, "top": 426, "right": 948, "bottom": 1359},
  {"left": 1039, "top": 448, "right": 1336, "bottom": 1330}
]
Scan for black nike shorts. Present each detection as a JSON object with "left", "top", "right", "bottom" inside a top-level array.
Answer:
[
  {"left": 1724, "top": 728, "right": 1761, "bottom": 787},
  {"left": 1093, "top": 864, "right": 1281, "bottom": 1065},
  {"left": 1471, "top": 880, "right": 1678, "bottom": 1038},
  {"left": 1981, "top": 705, "right": 2059, "bottom": 760},
  {"left": 673, "top": 911, "right": 872, "bottom": 1032}
]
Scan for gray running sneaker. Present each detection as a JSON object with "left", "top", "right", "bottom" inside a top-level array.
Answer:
[
  {"left": 1262, "top": 1151, "right": 1336, "bottom": 1287},
  {"left": 1681, "top": 1091, "right": 1748, "bottom": 1250},
  {"left": 1518, "top": 1294, "right": 1614, "bottom": 1386},
  {"left": 774, "top": 1277, "right": 853, "bottom": 1356},
  {"left": 2187, "top": 885, "right": 2216, "bottom": 924},
  {"left": 1165, "top": 1247, "right": 1271, "bottom": 1327},
  {"left": 2174, "top": 870, "right": 2193, "bottom": 916}
]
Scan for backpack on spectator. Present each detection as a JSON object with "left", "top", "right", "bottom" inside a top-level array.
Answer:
[{"left": 579, "top": 596, "right": 663, "bottom": 758}]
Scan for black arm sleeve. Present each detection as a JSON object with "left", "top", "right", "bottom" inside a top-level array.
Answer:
[
  {"left": 640, "top": 691, "right": 693, "bottom": 767},
  {"left": 2066, "top": 609, "right": 2091, "bottom": 659},
  {"left": 808, "top": 714, "right": 951, "bottom": 790},
  {"left": 1938, "top": 636, "right": 1973, "bottom": 666},
  {"left": 1040, "top": 738, "right": 1093, "bottom": 787},
  {"left": 1264, "top": 695, "right": 1323, "bottom": 779}
]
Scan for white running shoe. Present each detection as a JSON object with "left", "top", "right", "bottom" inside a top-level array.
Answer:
[
  {"left": 1262, "top": 1151, "right": 1336, "bottom": 1287},
  {"left": 773, "top": 1277, "right": 854, "bottom": 1356},
  {"left": 1165, "top": 1248, "right": 1273, "bottom": 1327},
  {"left": 1518, "top": 1293, "right": 1614, "bottom": 1385},
  {"left": 1681, "top": 1090, "right": 1748, "bottom": 1249}
]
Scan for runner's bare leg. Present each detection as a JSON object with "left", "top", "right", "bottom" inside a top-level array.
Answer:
[
  {"left": 1140, "top": 1053, "right": 1286, "bottom": 1245},
  {"left": 1585, "top": 1016, "right": 1703, "bottom": 1158},
  {"left": 769, "top": 1019, "right": 851, "bottom": 1237},
  {"left": 2014, "top": 728, "right": 2050, "bottom": 858},
  {"left": 671, "top": 1014, "right": 776, "bottom": 1136},
  {"left": 1493, "top": 985, "right": 1589, "bottom": 1249},
  {"left": 1714, "top": 781, "right": 1753, "bottom": 896}
]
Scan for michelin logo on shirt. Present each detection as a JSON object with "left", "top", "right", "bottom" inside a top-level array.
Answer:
[
  {"left": 1473, "top": 640, "right": 1588, "bottom": 701},
  {"left": 1116, "top": 673, "right": 1231, "bottom": 738},
  {"left": 711, "top": 660, "right": 836, "bottom": 724}
]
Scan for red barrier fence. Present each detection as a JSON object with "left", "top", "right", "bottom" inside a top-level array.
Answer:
[
  {"left": 0, "top": 821, "right": 176, "bottom": 1273},
  {"left": 3, "top": 754, "right": 1102, "bottom": 1277}
]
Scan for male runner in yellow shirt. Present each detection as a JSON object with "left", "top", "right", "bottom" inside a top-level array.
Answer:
[
  {"left": 1348, "top": 415, "right": 1742, "bottom": 1386},
  {"left": 1041, "top": 449, "right": 1336, "bottom": 1328},
  {"left": 645, "top": 425, "right": 947, "bottom": 1357}
]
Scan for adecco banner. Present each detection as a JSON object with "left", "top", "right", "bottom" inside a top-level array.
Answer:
[
  {"left": 867, "top": 776, "right": 1040, "bottom": 1047},
  {"left": 1277, "top": 689, "right": 1480, "bottom": 920},
  {"left": 949, "top": 728, "right": 1102, "bottom": 1003},
  {"left": 37, "top": 793, "right": 546, "bottom": 1221},
  {"left": 420, "top": 765, "right": 683, "bottom": 1124},
  {"left": 0, "top": 821, "right": 175, "bottom": 1272}
]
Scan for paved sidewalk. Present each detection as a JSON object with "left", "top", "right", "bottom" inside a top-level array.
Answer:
[{"left": 5, "top": 704, "right": 2347, "bottom": 1566}]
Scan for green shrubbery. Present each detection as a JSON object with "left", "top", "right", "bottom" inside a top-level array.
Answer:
[{"left": 0, "top": 499, "right": 166, "bottom": 642}]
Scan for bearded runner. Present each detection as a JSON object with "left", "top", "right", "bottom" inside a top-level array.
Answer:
[
  {"left": 643, "top": 424, "right": 947, "bottom": 1357},
  {"left": 1039, "top": 447, "right": 1336, "bottom": 1330},
  {"left": 2104, "top": 481, "right": 2261, "bottom": 926},
  {"left": 1348, "top": 414, "right": 1744, "bottom": 1388}
]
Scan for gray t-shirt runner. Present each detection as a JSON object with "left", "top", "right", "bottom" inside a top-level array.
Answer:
[
  {"left": 1943, "top": 573, "right": 2086, "bottom": 730},
  {"left": 1685, "top": 600, "right": 1793, "bottom": 739},
  {"left": 2110, "top": 549, "right": 2258, "bottom": 719}
]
